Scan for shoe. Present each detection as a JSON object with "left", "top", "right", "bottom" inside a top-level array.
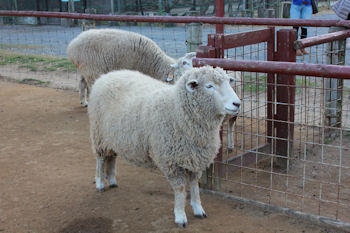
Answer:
[
  {"left": 301, "top": 48, "right": 310, "bottom": 55},
  {"left": 296, "top": 49, "right": 304, "bottom": 56}
]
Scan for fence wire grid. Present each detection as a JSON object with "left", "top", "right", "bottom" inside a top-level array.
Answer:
[{"left": 215, "top": 30, "right": 350, "bottom": 223}]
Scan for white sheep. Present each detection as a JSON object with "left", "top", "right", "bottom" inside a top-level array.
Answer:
[
  {"left": 88, "top": 66, "right": 241, "bottom": 227},
  {"left": 226, "top": 71, "right": 242, "bottom": 152},
  {"left": 67, "top": 28, "right": 196, "bottom": 107}
]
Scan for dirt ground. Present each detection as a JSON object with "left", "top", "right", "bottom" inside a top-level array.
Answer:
[{"left": 0, "top": 79, "right": 348, "bottom": 233}]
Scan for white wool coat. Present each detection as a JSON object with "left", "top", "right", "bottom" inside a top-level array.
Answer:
[
  {"left": 88, "top": 66, "right": 227, "bottom": 176},
  {"left": 67, "top": 29, "right": 182, "bottom": 88}
]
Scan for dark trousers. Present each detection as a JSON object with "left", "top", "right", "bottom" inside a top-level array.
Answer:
[{"left": 293, "top": 26, "right": 307, "bottom": 39}]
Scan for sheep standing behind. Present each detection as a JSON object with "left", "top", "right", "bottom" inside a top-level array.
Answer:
[
  {"left": 226, "top": 71, "right": 242, "bottom": 152},
  {"left": 67, "top": 28, "right": 195, "bottom": 106},
  {"left": 88, "top": 66, "right": 241, "bottom": 227}
]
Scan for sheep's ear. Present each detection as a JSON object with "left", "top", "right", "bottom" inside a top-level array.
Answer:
[
  {"left": 170, "top": 63, "right": 179, "bottom": 68},
  {"left": 186, "top": 80, "right": 199, "bottom": 92}
]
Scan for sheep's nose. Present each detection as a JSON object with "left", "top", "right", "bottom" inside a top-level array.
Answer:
[{"left": 233, "top": 102, "right": 240, "bottom": 108}]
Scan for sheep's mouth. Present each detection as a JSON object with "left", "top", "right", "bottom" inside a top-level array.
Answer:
[{"left": 225, "top": 107, "right": 240, "bottom": 115}]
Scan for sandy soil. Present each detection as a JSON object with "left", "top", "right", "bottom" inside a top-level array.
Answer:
[{"left": 1, "top": 79, "right": 349, "bottom": 233}]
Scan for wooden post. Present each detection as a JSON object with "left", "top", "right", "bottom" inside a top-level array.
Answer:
[
  {"left": 186, "top": 11, "right": 202, "bottom": 53},
  {"left": 62, "top": 0, "right": 75, "bottom": 26},
  {"left": 110, "top": 0, "right": 115, "bottom": 14},
  {"left": 158, "top": 0, "right": 163, "bottom": 15},
  {"left": 82, "top": 8, "right": 96, "bottom": 31},
  {"left": 117, "top": 0, "right": 121, "bottom": 14}
]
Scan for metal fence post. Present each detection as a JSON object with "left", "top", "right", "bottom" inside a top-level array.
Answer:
[
  {"left": 215, "top": 0, "right": 224, "bottom": 34},
  {"left": 275, "top": 29, "right": 297, "bottom": 169},
  {"left": 267, "top": 27, "right": 275, "bottom": 145},
  {"left": 325, "top": 26, "right": 346, "bottom": 137},
  {"left": 197, "top": 32, "right": 226, "bottom": 190},
  {"left": 197, "top": 34, "right": 221, "bottom": 190}
]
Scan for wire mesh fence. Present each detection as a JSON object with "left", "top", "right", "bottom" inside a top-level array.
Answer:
[{"left": 208, "top": 28, "right": 350, "bottom": 223}]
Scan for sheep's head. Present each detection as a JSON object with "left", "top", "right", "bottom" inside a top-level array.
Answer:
[
  {"left": 167, "top": 52, "right": 196, "bottom": 82},
  {"left": 179, "top": 66, "right": 241, "bottom": 118}
]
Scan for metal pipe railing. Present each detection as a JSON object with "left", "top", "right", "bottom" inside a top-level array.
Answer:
[
  {"left": 192, "top": 58, "right": 350, "bottom": 79},
  {"left": 294, "top": 29, "right": 350, "bottom": 50},
  {"left": 0, "top": 10, "right": 349, "bottom": 28}
]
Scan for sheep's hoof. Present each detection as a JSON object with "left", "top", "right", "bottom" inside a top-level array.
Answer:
[
  {"left": 176, "top": 222, "right": 187, "bottom": 228},
  {"left": 81, "top": 101, "right": 88, "bottom": 107},
  {"left": 109, "top": 184, "right": 118, "bottom": 188},
  {"left": 97, "top": 188, "right": 105, "bottom": 192},
  {"left": 195, "top": 213, "right": 207, "bottom": 219}
]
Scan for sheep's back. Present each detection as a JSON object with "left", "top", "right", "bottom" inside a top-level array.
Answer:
[{"left": 67, "top": 29, "right": 175, "bottom": 84}]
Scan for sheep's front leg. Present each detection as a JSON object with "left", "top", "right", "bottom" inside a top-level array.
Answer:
[
  {"left": 79, "top": 76, "right": 88, "bottom": 107},
  {"left": 168, "top": 172, "right": 187, "bottom": 227},
  {"left": 95, "top": 156, "right": 105, "bottom": 192},
  {"left": 105, "top": 156, "right": 117, "bottom": 188},
  {"left": 189, "top": 172, "right": 207, "bottom": 218}
]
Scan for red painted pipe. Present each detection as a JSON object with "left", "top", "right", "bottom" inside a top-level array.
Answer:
[
  {"left": 215, "top": 0, "right": 224, "bottom": 33},
  {"left": 0, "top": 10, "right": 349, "bottom": 28},
  {"left": 295, "top": 29, "right": 350, "bottom": 50},
  {"left": 192, "top": 58, "right": 350, "bottom": 79}
]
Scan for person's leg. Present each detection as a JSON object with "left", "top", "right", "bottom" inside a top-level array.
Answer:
[
  {"left": 291, "top": 4, "right": 304, "bottom": 55},
  {"left": 290, "top": 4, "right": 301, "bottom": 19},
  {"left": 293, "top": 26, "right": 299, "bottom": 35},
  {"left": 300, "top": 27, "right": 310, "bottom": 54},
  {"left": 300, "top": 5, "right": 312, "bottom": 54},
  {"left": 301, "top": 4, "right": 312, "bottom": 20},
  {"left": 300, "top": 27, "right": 307, "bottom": 39}
]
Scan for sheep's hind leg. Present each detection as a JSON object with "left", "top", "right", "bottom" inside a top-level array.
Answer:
[
  {"left": 79, "top": 76, "right": 88, "bottom": 107},
  {"left": 168, "top": 171, "right": 188, "bottom": 227},
  {"left": 105, "top": 155, "right": 117, "bottom": 188},
  {"left": 227, "top": 117, "right": 236, "bottom": 153},
  {"left": 95, "top": 156, "right": 105, "bottom": 192},
  {"left": 189, "top": 172, "right": 207, "bottom": 218}
]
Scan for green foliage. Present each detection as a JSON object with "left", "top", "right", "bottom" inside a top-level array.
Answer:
[
  {"left": 19, "top": 78, "right": 50, "bottom": 85},
  {"left": 0, "top": 44, "right": 44, "bottom": 49},
  {"left": 241, "top": 74, "right": 319, "bottom": 94},
  {"left": 0, "top": 50, "right": 76, "bottom": 73},
  {"left": 242, "top": 74, "right": 267, "bottom": 92}
]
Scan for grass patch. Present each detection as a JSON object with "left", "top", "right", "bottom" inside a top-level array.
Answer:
[
  {"left": 19, "top": 78, "right": 50, "bottom": 86},
  {"left": 0, "top": 43, "right": 45, "bottom": 49},
  {"left": 241, "top": 74, "right": 319, "bottom": 94},
  {"left": 0, "top": 49, "right": 76, "bottom": 73},
  {"left": 242, "top": 74, "right": 267, "bottom": 92},
  {"left": 19, "top": 64, "right": 38, "bottom": 72},
  {"left": 42, "top": 66, "right": 57, "bottom": 72}
]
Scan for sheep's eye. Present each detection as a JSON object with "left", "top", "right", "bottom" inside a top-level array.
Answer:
[
  {"left": 229, "top": 78, "right": 235, "bottom": 83},
  {"left": 183, "top": 61, "right": 188, "bottom": 65},
  {"left": 206, "top": 84, "right": 215, "bottom": 89}
]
